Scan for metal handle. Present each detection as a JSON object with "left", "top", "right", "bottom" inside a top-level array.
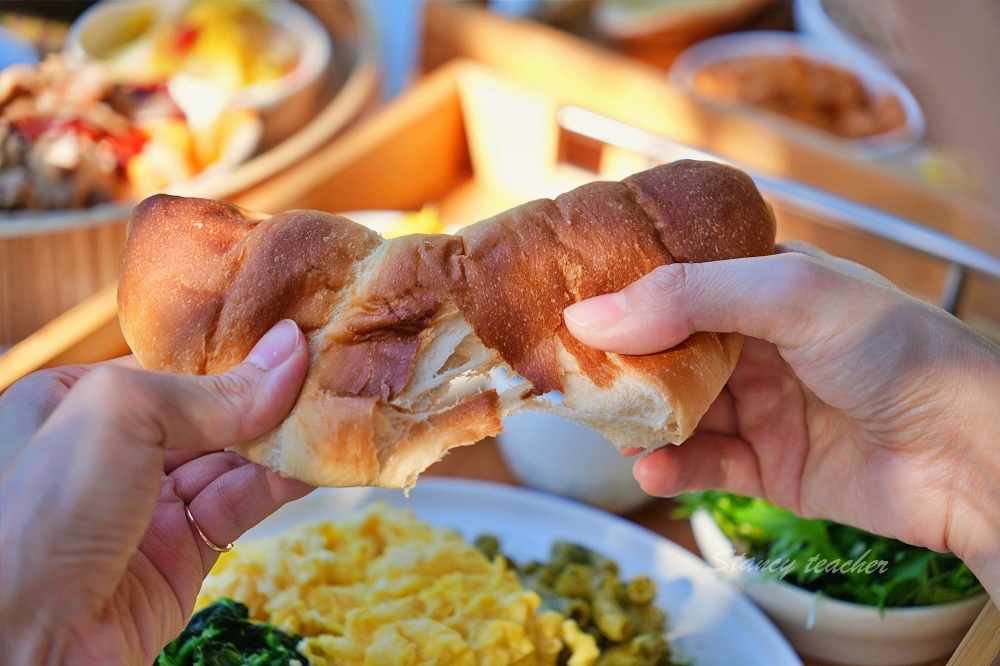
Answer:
[{"left": 556, "top": 106, "right": 1000, "bottom": 313}]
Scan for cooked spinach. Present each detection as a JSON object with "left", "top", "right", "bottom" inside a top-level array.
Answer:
[{"left": 156, "top": 598, "right": 302, "bottom": 666}]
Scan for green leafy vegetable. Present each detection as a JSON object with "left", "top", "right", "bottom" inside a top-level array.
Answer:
[
  {"left": 156, "top": 598, "right": 303, "bottom": 666},
  {"left": 675, "top": 491, "right": 983, "bottom": 610}
]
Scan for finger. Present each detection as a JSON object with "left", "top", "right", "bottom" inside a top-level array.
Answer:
[
  {"left": 182, "top": 462, "right": 313, "bottom": 572},
  {"left": 695, "top": 387, "right": 737, "bottom": 434},
  {"left": 0, "top": 356, "right": 140, "bottom": 473},
  {"left": 169, "top": 450, "right": 251, "bottom": 500},
  {"left": 633, "top": 433, "right": 764, "bottom": 498},
  {"left": 34, "top": 319, "right": 308, "bottom": 455},
  {"left": 563, "top": 252, "right": 899, "bottom": 355},
  {"left": 164, "top": 450, "right": 212, "bottom": 474}
]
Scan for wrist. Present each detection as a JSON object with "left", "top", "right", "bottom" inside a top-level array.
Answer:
[{"left": 943, "top": 333, "right": 1000, "bottom": 601}]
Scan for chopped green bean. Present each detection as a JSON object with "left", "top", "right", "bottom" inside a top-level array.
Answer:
[
  {"left": 474, "top": 534, "right": 500, "bottom": 560},
  {"left": 473, "top": 534, "right": 683, "bottom": 665},
  {"left": 626, "top": 575, "right": 656, "bottom": 605},
  {"left": 593, "top": 575, "right": 634, "bottom": 642},
  {"left": 554, "top": 563, "right": 591, "bottom": 598},
  {"left": 629, "top": 632, "right": 669, "bottom": 661}
]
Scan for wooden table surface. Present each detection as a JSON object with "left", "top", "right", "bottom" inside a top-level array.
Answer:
[{"left": 423, "top": 438, "right": 950, "bottom": 666}]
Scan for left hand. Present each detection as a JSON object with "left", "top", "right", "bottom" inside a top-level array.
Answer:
[{"left": 0, "top": 320, "right": 310, "bottom": 664}]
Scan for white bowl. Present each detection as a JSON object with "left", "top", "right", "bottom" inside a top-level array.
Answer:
[
  {"left": 669, "top": 30, "right": 925, "bottom": 158},
  {"left": 793, "top": 0, "right": 910, "bottom": 75},
  {"left": 489, "top": 370, "right": 652, "bottom": 515},
  {"left": 690, "top": 510, "right": 989, "bottom": 665},
  {"left": 65, "top": 0, "right": 332, "bottom": 147},
  {"left": 496, "top": 411, "right": 653, "bottom": 515}
]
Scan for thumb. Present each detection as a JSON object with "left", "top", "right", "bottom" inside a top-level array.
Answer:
[
  {"left": 563, "top": 253, "right": 895, "bottom": 355},
  {"left": 34, "top": 319, "right": 309, "bottom": 454}
]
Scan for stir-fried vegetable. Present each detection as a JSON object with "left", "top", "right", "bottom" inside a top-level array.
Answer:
[
  {"left": 676, "top": 491, "right": 983, "bottom": 610},
  {"left": 475, "top": 536, "right": 684, "bottom": 666},
  {"left": 156, "top": 598, "right": 302, "bottom": 666}
]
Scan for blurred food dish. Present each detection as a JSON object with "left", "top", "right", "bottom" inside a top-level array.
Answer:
[
  {"left": 793, "top": 0, "right": 911, "bottom": 74},
  {"left": 65, "top": 0, "right": 332, "bottom": 147},
  {"left": 1, "top": 0, "right": 377, "bottom": 345},
  {"left": 594, "top": 0, "right": 775, "bottom": 41},
  {"left": 188, "top": 503, "right": 617, "bottom": 665},
  {"left": 0, "top": 54, "right": 259, "bottom": 211},
  {"left": 670, "top": 31, "right": 924, "bottom": 157},
  {"left": 592, "top": 0, "right": 777, "bottom": 67},
  {"left": 172, "top": 478, "right": 803, "bottom": 664}
]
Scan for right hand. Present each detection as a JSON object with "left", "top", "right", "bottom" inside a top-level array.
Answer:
[{"left": 564, "top": 243, "right": 1000, "bottom": 600}]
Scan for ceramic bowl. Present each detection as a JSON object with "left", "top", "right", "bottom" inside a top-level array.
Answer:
[
  {"left": 690, "top": 509, "right": 989, "bottom": 665},
  {"left": 489, "top": 370, "right": 653, "bottom": 515},
  {"left": 669, "top": 30, "right": 925, "bottom": 158},
  {"left": 495, "top": 411, "right": 654, "bottom": 515},
  {"left": 65, "top": 0, "right": 332, "bottom": 147}
]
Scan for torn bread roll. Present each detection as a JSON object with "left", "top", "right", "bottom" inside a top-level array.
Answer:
[{"left": 118, "top": 160, "right": 776, "bottom": 488}]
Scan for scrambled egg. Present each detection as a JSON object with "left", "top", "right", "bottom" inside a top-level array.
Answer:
[{"left": 197, "top": 505, "right": 599, "bottom": 666}]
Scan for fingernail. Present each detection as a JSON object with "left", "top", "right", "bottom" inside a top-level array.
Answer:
[
  {"left": 246, "top": 320, "right": 301, "bottom": 370},
  {"left": 564, "top": 293, "right": 626, "bottom": 331}
]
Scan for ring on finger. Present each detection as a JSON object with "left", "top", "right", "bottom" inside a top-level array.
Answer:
[{"left": 184, "top": 505, "right": 233, "bottom": 553}]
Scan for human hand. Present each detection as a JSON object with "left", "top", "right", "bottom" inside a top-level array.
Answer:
[
  {"left": 564, "top": 243, "right": 1000, "bottom": 599},
  {"left": 0, "top": 320, "right": 311, "bottom": 664}
]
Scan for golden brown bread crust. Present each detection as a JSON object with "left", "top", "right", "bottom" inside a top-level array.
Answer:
[{"left": 118, "top": 160, "right": 775, "bottom": 488}]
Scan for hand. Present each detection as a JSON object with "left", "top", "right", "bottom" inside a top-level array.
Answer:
[
  {"left": 0, "top": 320, "right": 311, "bottom": 664},
  {"left": 564, "top": 243, "right": 1000, "bottom": 599}
]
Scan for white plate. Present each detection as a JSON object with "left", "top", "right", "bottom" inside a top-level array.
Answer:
[{"left": 244, "top": 477, "right": 802, "bottom": 665}]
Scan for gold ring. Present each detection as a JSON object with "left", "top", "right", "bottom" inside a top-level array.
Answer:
[{"left": 184, "top": 505, "right": 234, "bottom": 553}]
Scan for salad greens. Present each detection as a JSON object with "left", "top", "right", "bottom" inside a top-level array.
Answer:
[
  {"left": 156, "top": 598, "right": 302, "bottom": 666},
  {"left": 676, "top": 491, "right": 983, "bottom": 610}
]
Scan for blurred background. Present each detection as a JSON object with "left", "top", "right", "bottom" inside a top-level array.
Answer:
[
  {"left": 2, "top": 0, "right": 997, "bottom": 347},
  {"left": 2, "top": 3, "right": 998, "bottom": 662}
]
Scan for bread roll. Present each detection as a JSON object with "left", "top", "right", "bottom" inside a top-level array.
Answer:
[{"left": 118, "top": 160, "right": 775, "bottom": 488}]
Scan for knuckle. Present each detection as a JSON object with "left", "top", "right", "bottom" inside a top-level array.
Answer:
[
  {"left": 199, "top": 367, "right": 260, "bottom": 442},
  {"left": 77, "top": 366, "right": 147, "bottom": 411},
  {"left": 775, "top": 251, "right": 827, "bottom": 289},
  {"left": 4, "top": 367, "right": 78, "bottom": 408},
  {"left": 204, "top": 368, "right": 256, "bottom": 411},
  {"left": 633, "top": 263, "right": 693, "bottom": 313},
  {"left": 8, "top": 368, "right": 59, "bottom": 396},
  {"left": 72, "top": 366, "right": 170, "bottom": 444},
  {"left": 645, "top": 263, "right": 688, "bottom": 298}
]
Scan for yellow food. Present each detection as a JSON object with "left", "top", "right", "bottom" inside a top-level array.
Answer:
[
  {"left": 111, "top": 0, "right": 298, "bottom": 92},
  {"left": 197, "top": 504, "right": 599, "bottom": 665},
  {"left": 384, "top": 205, "right": 449, "bottom": 238}
]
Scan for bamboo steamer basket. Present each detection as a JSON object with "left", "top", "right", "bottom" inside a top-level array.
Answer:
[{"left": 0, "top": 0, "right": 380, "bottom": 346}]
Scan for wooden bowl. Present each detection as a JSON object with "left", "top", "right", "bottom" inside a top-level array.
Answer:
[{"left": 0, "top": 0, "right": 380, "bottom": 346}]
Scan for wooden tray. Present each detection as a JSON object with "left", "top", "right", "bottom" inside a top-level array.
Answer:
[
  {"left": 421, "top": 3, "right": 1000, "bottom": 340},
  {"left": 3, "top": 51, "right": 999, "bottom": 371},
  {"left": 0, "top": 0, "right": 380, "bottom": 345}
]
